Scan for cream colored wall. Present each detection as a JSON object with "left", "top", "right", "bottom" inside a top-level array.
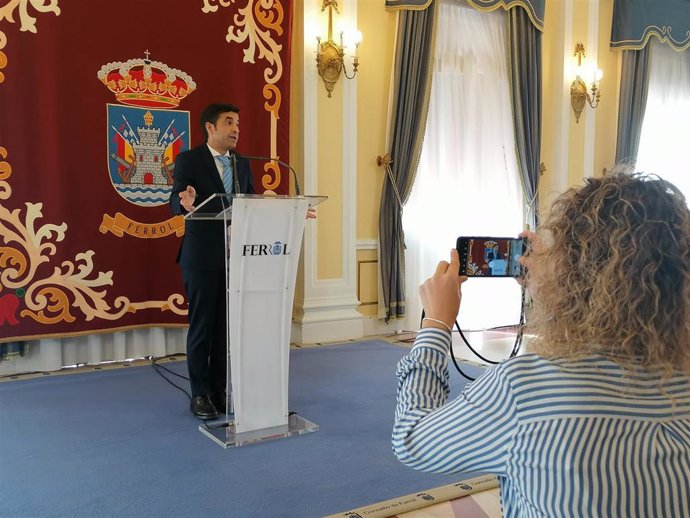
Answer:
[
  {"left": 540, "top": 0, "right": 568, "bottom": 208},
  {"left": 289, "top": 1, "right": 397, "bottom": 327},
  {"left": 539, "top": 0, "right": 621, "bottom": 216},
  {"left": 316, "top": 77, "right": 345, "bottom": 279},
  {"left": 292, "top": 0, "right": 625, "bottom": 334},
  {"left": 355, "top": 2, "right": 397, "bottom": 318},
  {"left": 357, "top": 2, "right": 397, "bottom": 241},
  {"left": 567, "top": 1, "right": 589, "bottom": 186},
  {"left": 594, "top": 0, "right": 619, "bottom": 175},
  {"left": 290, "top": 0, "right": 367, "bottom": 344}
]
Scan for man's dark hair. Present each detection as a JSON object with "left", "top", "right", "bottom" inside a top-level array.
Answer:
[{"left": 200, "top": 103, "right": 240, "bottom": 141}]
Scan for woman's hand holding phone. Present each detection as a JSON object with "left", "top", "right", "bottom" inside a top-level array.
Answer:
[{"left": 419, "top": 249, "right": 468, "bottom": 331}]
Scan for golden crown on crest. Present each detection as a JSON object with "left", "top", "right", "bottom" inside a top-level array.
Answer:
[{"left": 97, "top": 51, "right": 196, "bottom": 109}]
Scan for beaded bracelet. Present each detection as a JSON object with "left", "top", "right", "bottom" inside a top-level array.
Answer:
[{"left": 421, "top": 317, "right": 453, "bottom": 333}]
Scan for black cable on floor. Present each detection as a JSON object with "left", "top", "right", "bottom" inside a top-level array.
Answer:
[
  {"left": 150, "top": 355, "right": 239, "bottom": 428},
  {"left": 152, "top": 356, "right": 189, "bottom": 380},
  {"left": 151, "top": 356, "right": 191, "bottom": 401}
]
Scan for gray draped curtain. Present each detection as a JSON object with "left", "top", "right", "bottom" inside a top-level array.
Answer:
[
  {"left": 507, "top": 6, "right": 542, "bottom": 227},
  {"left": 378, "top": 2, "right": 438, "bottom": 321},
  {"left": 614, "top": 47, "right": 651, "bottom": 165},
  {"left": 610, "top": 0, "right": 690, "bottom": 165}
]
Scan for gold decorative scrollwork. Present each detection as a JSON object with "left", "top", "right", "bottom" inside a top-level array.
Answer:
[
  {"left": 263, "top": 83, "right": 281, "bottom": 118},
  {"left": 0, "top": 246, "right": 27, "bottom": 287},
  {"left": 255, "top": 0, "right": 283, "bottom": 36},
  {"left": 203, "top": 0, "right": 286, "bottom": 188},
  {"left": 164, "top": 293, "right": 187, "bottom": 315},
  {"left": 201, "top": 0, "right": 234, "bottom": 14},
  {"left": 0, "top": 202, "right": 66, "bottom": 290},
  {"left": 261, "top": 161, "right": 281, "bottom": 192},
  {"left": 0, "top": 0, "right": 61, "bottom": 32},
  {"left": 0, "top": 146, "right": 11, "bottom": 199},
  {"left": 0, "top": 31, "right": 6, "bottom": 83},
  {"left": 18, "top": 250, "right": 131, "bottom": 323},
  {"left": 0, "top": 146, "right": 188, "bottom": 332},
  {"left": 205, "top": 0, "right": 284, "bottom": 85},
  {"left": 0, "top": 0, "right": 61, "bottom": 84},
  {"left": 21, "top": 285, "right": 75, "bottom": 324},
  {"left": 127, "top": 293, "right": 187, "bottom": 316}
]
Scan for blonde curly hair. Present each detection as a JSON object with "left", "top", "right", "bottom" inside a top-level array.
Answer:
[{"left": 526, "top": 170, "right": 690, "bottom": 375}]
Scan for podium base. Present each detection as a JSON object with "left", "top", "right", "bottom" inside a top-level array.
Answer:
[{"left": 198, "top": 413, "right": 319, "bottom": 449}]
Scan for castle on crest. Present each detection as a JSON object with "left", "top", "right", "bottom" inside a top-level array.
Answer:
[{"left": 130, "top": 111, "right": 168, "bottom": 186}]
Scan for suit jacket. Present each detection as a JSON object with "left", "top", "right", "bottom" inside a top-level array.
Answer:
[{"left": 170, "top": 144, "right": 255, "bottom": 271}]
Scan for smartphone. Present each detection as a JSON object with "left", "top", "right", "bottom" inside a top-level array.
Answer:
[{"left": 456, "top": 236, "right": 526, "bottom": 277}]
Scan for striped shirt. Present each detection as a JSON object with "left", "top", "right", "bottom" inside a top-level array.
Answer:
[{"left": 393, "top": 328, "right": 690, "bottom": 517}]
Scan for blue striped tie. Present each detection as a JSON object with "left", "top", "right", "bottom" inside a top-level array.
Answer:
[{"left": 216, "top": 155, "right": 233, "bottom": 193}]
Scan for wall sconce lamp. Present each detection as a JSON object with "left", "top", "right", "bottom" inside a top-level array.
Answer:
[
  {"left": 570, "top": 43, "right": 602, "bottom": 123},
  {"left": 316, "top": 0, "right": 362, "bottom": 97}
]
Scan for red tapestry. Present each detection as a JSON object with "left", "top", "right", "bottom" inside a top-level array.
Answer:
[{"left": 0, "top": 0, "right": 292, "bottom": 342}]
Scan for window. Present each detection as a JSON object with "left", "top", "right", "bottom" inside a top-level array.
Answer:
[
  {"left": 637, "top": 39, "right": 690, "bottom": 201},
  {"left": 402, "top": 0, "right": 525, "bottom": 331}
]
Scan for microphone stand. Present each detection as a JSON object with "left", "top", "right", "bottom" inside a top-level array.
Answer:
[
  {"left": 231, "top": 153, "right": 241, "bottom": 195},
  {"left": 240, "top": 154, "right": 302, "bottom": 196}
]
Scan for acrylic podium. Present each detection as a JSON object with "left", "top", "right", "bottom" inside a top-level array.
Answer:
[{"left": 183, "top": 192, "right": 326, "bottom": 448}]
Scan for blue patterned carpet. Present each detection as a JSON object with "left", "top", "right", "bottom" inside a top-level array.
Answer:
[{"left": 0, "top": 339, "right": 485, "bottom": 518}]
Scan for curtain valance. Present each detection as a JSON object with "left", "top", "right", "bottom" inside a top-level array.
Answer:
[
  {"left": 385, "top": 1, "right": 544, "bottom": 31},
  {"left": 385, "top": 0, "right": 433, "bottom": 10},
  {"left": 386, "top": 0, "right": 546, "bottom": 31},
  {"left": 611, "top": 0, "right": 690, "bottom": 51},
  {"left": 466, "top": 1, "right": 544, "bottom": 31},
  {"left": 385, "top": 0, "right": 546, "bottom": 31}
]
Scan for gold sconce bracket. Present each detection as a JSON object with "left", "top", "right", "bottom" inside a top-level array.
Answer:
[
  {"left": 315, "top": 0, "right": 360, "bottom": 97},
  {"left": 317, "top": 40, "right": 345, "bottom": 97},
  {"left": 570, "top": 43, "right": 602, "bottom": 123},
  {"left": 570, "top": 77, "right": 588, "bottom": 123}
]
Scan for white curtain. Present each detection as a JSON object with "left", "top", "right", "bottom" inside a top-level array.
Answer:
[
  {"left": 637, "top": 39, "right": 690, "bottom": 199},
  {"left": 402, "top": 0, "right": 525, "bottom": 331},
  {"left": 0, "top": 328, "right": 186, "bottom": 376}
]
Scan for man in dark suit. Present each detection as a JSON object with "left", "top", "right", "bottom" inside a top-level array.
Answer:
[{"left": 170, "top": 103, "right": 255, "bottom": 419}]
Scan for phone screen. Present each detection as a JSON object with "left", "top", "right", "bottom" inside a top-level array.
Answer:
[{"left": 456, "top": 236, "right": 525, "bottom": 277}]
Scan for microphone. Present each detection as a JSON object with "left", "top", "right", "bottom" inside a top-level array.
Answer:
[
  {"left": 230, "top": 152, "right": 241, "bottom": 196},
  {"left": 239, "top": 154, "right": 302, "bottom": 196}
]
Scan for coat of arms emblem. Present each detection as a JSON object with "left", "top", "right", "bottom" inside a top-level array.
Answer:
[
  {"left": 97, "top": 53, "right": 194, "bottom": 236},
  {"left": 106, "top": 105, "right": 184, "bottom": 206}
]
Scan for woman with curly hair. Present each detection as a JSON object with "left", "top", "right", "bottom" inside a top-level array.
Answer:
[{"left": 393, "top": 171, "right": 690, "bottom": 517}]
